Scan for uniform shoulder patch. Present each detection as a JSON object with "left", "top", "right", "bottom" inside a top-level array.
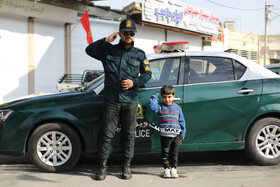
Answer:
[
  {"left": 145, "top": 66, "right": 150, "bottom": 72},
  {"left": 143, "top": 59, "right": 149, "bottom": 65}
]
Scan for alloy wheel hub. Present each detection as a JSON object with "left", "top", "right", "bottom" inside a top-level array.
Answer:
[
  {"left": 256, "top": 125, "right": 280, "bottom": 159},
  {"left": 36, "top": 131, "right": 72, "bottom": 166}
]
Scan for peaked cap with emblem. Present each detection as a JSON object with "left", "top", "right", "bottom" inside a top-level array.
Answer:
[{"left": 119, "top": 18, "right": 137, "bottom": 32}]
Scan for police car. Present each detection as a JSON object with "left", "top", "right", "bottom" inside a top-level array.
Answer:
[{"left": 1, "top": 41, "right": 280, "bottom": 172}]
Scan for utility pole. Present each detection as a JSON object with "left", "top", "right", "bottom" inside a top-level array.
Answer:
[
  {"left": 264, "top": 1, "right": 272, "bottom": 65},
  {"left": 264, "top": 1, "right": 268, "bottom": 65}
]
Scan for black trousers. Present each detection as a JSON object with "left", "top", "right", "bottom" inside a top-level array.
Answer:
[
  {"left": 98, "top": 100, "right": 138, "bottom": 159},
  {"left": 160, "top": 135, "right": 180, "bottom": 169}
]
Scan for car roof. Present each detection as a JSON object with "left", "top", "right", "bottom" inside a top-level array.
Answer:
[
  {"left": 148, "top": 51, "right": 252, "bottom": 61},
  {"left": 147, "top": 51, "right": 279, "bottom": 80}
]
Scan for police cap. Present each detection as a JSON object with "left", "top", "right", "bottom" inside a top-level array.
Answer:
[{"left": 119, "top": 18, "right": 137, "bottom": 32}]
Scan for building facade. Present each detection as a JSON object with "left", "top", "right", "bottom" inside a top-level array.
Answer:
[
  {"left": 1, "top": 0, "right": 220, "bottom": 103},
  {"left": 0, "top": 0, "right": 77, "bottom": 102},
  {"left": 0, "top": 0, "right": 279, "bottom": 103},
  {"left": 224, "top": 21, "right": 280, "bottom": 66}
]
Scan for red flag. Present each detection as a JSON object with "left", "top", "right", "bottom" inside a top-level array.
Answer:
[{"left": 80, "top": 10, "right": 93, "bottom": 44}]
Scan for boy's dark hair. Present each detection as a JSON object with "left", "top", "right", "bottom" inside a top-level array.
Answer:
[{"left": 160, "top": 84, "right": 175, "bottom": 96}]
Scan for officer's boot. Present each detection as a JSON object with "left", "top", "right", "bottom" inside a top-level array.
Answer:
[
  {"left": 95, "top": 158, "right": 108, "bottom": 180},
  {"left": 121, "top": 157, "right": 132, "bottom": 180}
]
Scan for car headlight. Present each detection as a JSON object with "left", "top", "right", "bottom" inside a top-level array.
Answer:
[{"left": 0, "top": 109, "right": 13, "bottom": 122}]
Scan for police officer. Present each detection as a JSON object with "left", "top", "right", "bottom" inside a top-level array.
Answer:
[{"left": 85, "top": 18, "right": 152, "bottom": 180}]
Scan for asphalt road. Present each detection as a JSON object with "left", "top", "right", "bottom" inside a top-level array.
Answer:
[{"left": 0, "top": 151, "right": 280, "bottom": 187}]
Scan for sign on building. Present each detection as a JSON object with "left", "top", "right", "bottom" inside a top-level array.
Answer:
[
  {"left": 0, "top": 0, "right": 77, "bottom": 23},
  {"left": 142, "top": 0, "right": 219, "bottom": 36},
  {"left": 261, "top": 46, "right": 269, "bottom": 52}
]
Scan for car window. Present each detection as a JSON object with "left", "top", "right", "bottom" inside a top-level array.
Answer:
[
  {"left": 188, "top": 57, "right": 235, "bottom": 84},
  {"left": 145, "top": 57, "right": 180, "bottom": 88},
  {"left": 266, "top": 67, "right": 279, "bottom": 74},
  {"left": 270, "top": 68, "right": 278, "bottom": 73},
  {"left": 233, "top": 60, "right": 247, "bottom": 79}
]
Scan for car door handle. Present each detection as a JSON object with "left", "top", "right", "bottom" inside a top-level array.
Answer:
[
  {"left": 173, "top": 97, "right": 181, "bottom": 101},
  {"left": 236, "top": 89, "right": 255, "bottom": 94}
]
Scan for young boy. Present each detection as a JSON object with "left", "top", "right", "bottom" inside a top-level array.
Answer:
[{"left": 149, "top": 84, "right": 186, "bottom": 178}]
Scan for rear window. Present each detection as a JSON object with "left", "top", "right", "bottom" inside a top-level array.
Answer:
[
  {"left": 233, "top": 60, "right": 247, "bottom": 79},
  {"left": 188, "top": 57, "right": 234, "bottom": 84}
]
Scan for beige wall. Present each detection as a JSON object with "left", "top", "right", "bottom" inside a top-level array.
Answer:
[
  {"left": 227, "top": 29, "right": 280, "bottom": 65},
  {"left": 228, "top": 30, "right": 259, "bottom": 51},
  {"left": 227, "top": 30, "right": 260, "bottom": 64},
  {"left": 259, "top": 35, "right": 280, "bottom": 65}
]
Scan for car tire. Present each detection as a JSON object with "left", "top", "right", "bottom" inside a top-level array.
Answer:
[
  {"left": 246, "top": 117, "right": 280, "bottom": 165},
  {"left": 28, "top": 122, "right": 81, "bottom": 172}
]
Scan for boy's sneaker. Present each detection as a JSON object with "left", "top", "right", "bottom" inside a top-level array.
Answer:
[
  {"left": 171, "top": 168, "right": 179, "bottom": 178},
  {"left": 163, "top": 168, "right": 171, "bottom": 178}
]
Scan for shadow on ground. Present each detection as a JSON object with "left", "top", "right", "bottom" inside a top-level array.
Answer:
[
  {"left": 77, "top": 149, "right": 253, "bottom": 168},
  {"left": 0, "top": 150, "right": 253, "bottom": 167}
]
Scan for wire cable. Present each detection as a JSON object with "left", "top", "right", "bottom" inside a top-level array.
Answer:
[
  {"left": 242, "top": 20, "right": 265, "bottom": 37},
  {"left": 269, "top": 23, "right": 280, "bottom": 36},
  {"left": 206, "top": 0, "right": 264, "bottom": 11},
  {"left": 273, "top": 6, "right": 280, "bottom": 12}
]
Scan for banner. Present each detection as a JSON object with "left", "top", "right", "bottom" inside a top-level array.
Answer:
[
  {"left": 142, "top": 0, "right": 219, "bottom": 36},
  {"left": 80, "top": 10, "right": 93, "bottom": 44}
]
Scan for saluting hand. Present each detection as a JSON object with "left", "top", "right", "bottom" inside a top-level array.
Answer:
[
  {"left": 106, "top": 32, "right": 120, "bottom": 43},
  {"left": 121, "top": 79, "right": 134, "bottom": 90}
]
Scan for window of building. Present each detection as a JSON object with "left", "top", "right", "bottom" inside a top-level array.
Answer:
[
  {"left": 250, "top": 51, "right": 258, "bottom": 61},
  {"left": 240, "top": 50, "right": 249, "bottom": 59}
]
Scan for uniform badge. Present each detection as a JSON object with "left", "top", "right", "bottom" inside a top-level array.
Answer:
[
  {"left": 126, "top": 20, "right": 132, "bottom": 28},
  {"left": 143, "top": 59, "right": 149, "bottom": 65},
  {"left": 137, "top": 103, "right": 143, "bottom": 117}
]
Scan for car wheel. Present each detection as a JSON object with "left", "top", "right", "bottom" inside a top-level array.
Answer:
[
  {"left": 246, "top": 117, "right": 280, "bottom": 165},
  {"left": 28, "top": 122, "right": 81, "bottom": 172}
]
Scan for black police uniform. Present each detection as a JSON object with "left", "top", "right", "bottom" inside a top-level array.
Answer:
[
  {"left": 86, "top": 38, "right": 151, "bottom": 103},
  {"left": 85, "top": 20, "right": 152, "bottom": 160}
]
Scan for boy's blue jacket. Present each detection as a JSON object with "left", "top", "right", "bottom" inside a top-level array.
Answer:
[{"left": 149, "top": 93, "right": 186, "bottom": 138}]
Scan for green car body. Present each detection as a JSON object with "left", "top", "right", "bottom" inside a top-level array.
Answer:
[{"left": 1, "top": 51, "right": 280, "bottom": 172}]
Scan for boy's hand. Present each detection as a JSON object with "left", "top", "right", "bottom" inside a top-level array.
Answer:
[{"left": 180, "top": 137, "right": 184, "bottom": 140}]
